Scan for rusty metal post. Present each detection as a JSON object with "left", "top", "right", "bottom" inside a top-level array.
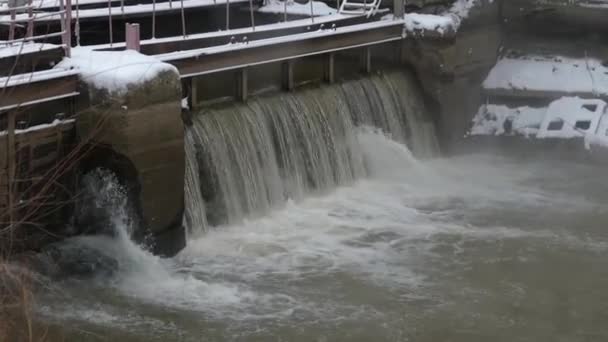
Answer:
[{"left": 125, "top": 23, "right": 141, "bottom": 51}]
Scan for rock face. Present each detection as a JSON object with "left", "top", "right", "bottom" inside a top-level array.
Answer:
[{"left": 76, "top": 67, "right": 185, "bottom": 240}]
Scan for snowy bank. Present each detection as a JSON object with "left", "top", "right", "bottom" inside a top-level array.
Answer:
[
  {"left": 483, "top": 54, "right": 608, "bottom": 97},
  {"left": 402, "top": 0, "right": 491, "bottom": 36},
  {"left": 56, "top": 48, "right": 178, "bottom": 95},
  {"left": 470, "top": 97, "right": 608, "bottom": 150},
  {"left": 258, "top": 0, "right": 336, "bottom": 16}
]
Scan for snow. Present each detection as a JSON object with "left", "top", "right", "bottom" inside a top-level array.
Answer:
[
  {"left": 537, "top": 97, "right": 606, "bottom": 139},
  {"left": 401, "top": 0, "right": 493, "bottom": 36},
  {"left": 403, "top": 13, "right": 455, "bottom": 35},
  {"left": 0, "top": 118, "right": 75, "bottom": 137},
  {"left": 470, "top": 104, "right": 547, "bottom": 137},
  {"left": 0, "top": 68, "right": 79, "bottom": 88},
  {"left": 158, "top": 19, "right": 402, "bottom": 63},
  {"left": 483, "top": 55, "right": 608, "bottom": 97},
  {"left": 0, "top": 0, "right": 249, "bottom": 22},
  {"left": 56, "top": 47, "right": 178, "bottom": 94},
  {"left": 0, "top": 42, "right": 60, "bottom": 58},
  {"left": 470, "top": 97, "right": 608, "bottom": 150},
  {"left": 258, "top": 0, "right": 336, "bottom": 16}
]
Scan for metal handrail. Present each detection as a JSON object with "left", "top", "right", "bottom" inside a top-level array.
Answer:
[{"left": 0, "top": 0, "right": 71, "bottom": 57}]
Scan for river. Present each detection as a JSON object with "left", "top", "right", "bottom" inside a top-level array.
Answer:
[{"left": 36, "top": 129, "right": 608, "bottom": 341}]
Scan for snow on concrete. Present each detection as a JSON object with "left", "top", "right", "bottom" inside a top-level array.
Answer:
[
  {"left": 470, "top": 104, "right": 547, "bottom": 137},
  {"left": 403, "top": 13, "right": 455, "bottom": 35},
  {"left": 470, "top": 97, "right": 608, "bottom": 150},
  {"left": 258, "top": 0, "right": 336, "bottom": 16},
  {"left": 56, "top": 47, "right": 178, "bottom": 94},
  {"left": 402, "top": 0, "right": 493, "bottom": 36},
  {"left": 483, "top": 54, "right": 608, "bottom": 97}
]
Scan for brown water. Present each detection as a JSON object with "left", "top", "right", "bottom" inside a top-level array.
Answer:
[{"left": 36, "top": 137, "right": 608, "bottom": 341}]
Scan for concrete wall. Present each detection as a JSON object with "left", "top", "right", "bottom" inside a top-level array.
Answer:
[{"left": 76, "top": 70, "right": 185, "bottom": 241}]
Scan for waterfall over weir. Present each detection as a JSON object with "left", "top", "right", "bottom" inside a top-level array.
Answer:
[{"left": 184, "top": 70, "right": 439, "bottom": 230}]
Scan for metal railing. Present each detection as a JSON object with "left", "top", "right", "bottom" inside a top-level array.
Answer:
[{"left": 0, "top": 0, "right": 72, "bottom": 57}]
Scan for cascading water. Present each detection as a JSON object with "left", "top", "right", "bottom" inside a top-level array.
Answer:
[
  {"left": 183, "top": 130, "right": 208, "bottom": 237},
  {"left": 185, "top": 70, "right": 439, "bottom": 225},
  {"left": 35, "top": 69, "right": 608, "bottom": 341}
]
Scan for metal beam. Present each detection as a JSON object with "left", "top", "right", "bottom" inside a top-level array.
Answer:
[
  {"left": 0, "top": 74, "right": 80, "bottom": 112},
  {"left": 171, "top": 22, "right": 404, "bottom": 78}
]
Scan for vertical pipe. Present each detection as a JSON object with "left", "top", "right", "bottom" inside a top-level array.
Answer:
[
  {"left": 225, "top": 0, "right": 230, "bottom": 30},
  {"left": 26, "top": 0, "right": 33, "bottom": 38},
  {"left": 394, "top": 0, "right": 404, "bottom": 18},
  {"left": 152, "top": 0, "right": 156, "bottom": 38},
  {"left": 108, "top": 0, "right": 113, "bottom": 46},
  {"left": 58, "top": 0, "right": 68, "bottom": 53},
  {"left": 75, "top": 0, "right": 80, "bottom": 45},
  {"left": 309, "top": 0, "right": 314, "bottom": 23},
  {"left": 180, "top": 0, "right": 186, "bottom": 37},
  {"left": 9, "top": 8, "right": 15, "bottom": 42},
  {"left": 283, "top": 0, "right": 287, "bottom": 22},
  {"left": 7, "top": 111, "right": 15, "bottom": 232},
  {"left": 249, "top": 0, "right": 255, "bottom": 31},
  {"left": 65, "top": 0, "right": 72, "bottom": 57},
  {"left": 126, "top": 23, "right": 140, "bottom": 51},
  {"left": 121, "top": 0, "right": 124, "bottom": 13}
]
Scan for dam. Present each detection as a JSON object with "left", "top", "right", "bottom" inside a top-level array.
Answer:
[{"left": 1, "top": 0, "right": 608, "bottom": 341}]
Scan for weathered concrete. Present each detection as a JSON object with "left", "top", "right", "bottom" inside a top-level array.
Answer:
[
  {"left": 402, "top": 0, "right": 502, "bottom": 151},
  {"left": 76, "top": 69, "right": 185, "bottom": 238}
]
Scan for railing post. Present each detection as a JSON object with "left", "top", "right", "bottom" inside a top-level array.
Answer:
[
  {"left": 394, "top": 0, "right": 404, "bottom": 18},
  {"left": 125, "top": 23, "right": 141, "bottom": 51},
  {"left": 225, "top": 0, "right": 230, "bottom": 30},
  {"left": 8, "top": 0, "right": 16, "bottom": 42},
  {"left": 26, "top": 0, "right": 34, "bottom": 38},
  {"left": 65, "top": 0, "right": 72, "bottom": 57}
]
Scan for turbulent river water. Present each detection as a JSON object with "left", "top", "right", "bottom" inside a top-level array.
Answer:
[{"left": 35, "top": 71, "right": 608, "bottom": 341}]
